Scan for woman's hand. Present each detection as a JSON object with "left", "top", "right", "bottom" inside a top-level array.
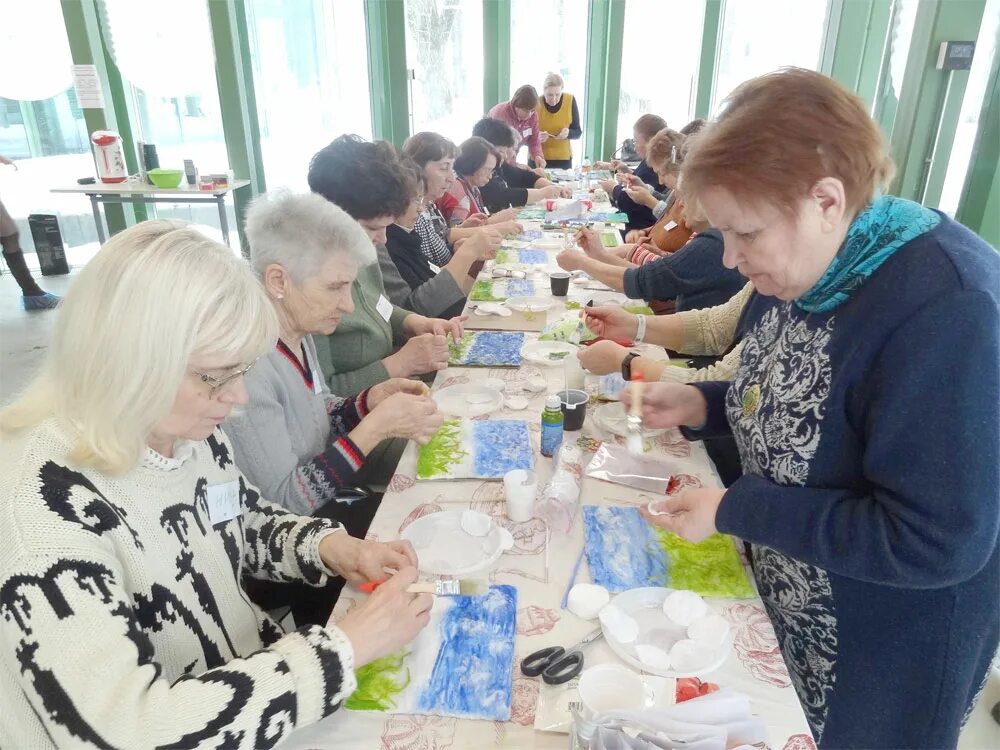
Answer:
[
  {"left": 556, "top": 249, "right": 585, "bottom": 272},
  {"left": 319, "top": 534, "right": 417, "bottom": 587},
  {"left": 611, "top": 160, "right": 631, "bottom": 173},
  {"left": 363, "top": 392, "right": 444, "bottom": 444},
  {"left": 576, "top": 228, "right": 604, "bottom": 257},
  {"left": 455, "top": 229, "right": 501, "bottom": 262},
  {"left": 556, "top": 127, "right": 570, "bottom": 140},
  {"left": 534, "top": 156, "right": 547, "bottom": 169},
  {"left": 538, "top": 132, "right": 550, "bottom": 143},
  {"left": 460, "top": 213, "right": 488, "bottom": 228},
  {"left": 581, "top": 305, "right": 638, "bottom": 340},
  {"left": 625, "top": 229, "right": 649, "bottom": 244},
  {"left": 625, "top": 185, "right": 658, "bottom": 209},
  {"left": 487, "top": 207, "right": 519, "bottom": 224},
  {"left": 388, "top": 333, "right": 449, "bottom": 377},
  {"left": 491, "top": 220, "right": 524, "bottom": 237},
  {"left": 577, "top": 340, "right": 629, "bottom": 375},
  {"left": 0, "top": 154, "right": 16, "bottom": 169},
  {"left": 639, "top": 488, "right": 725, "bottom": 543},
  {"left": 538, "top": 184, "right": 563, "bottom": 201},
  {"left": 367, "top": 378, "right": 430, "bottom": 409},
  {"left": 336, "top": 566, "right": 433, "bottom": 667},
  {"left": 620, "top": 382, "right": 707, "bottom": 429},
  {"left": 598, "top": 179, "right": 616, "bottom": 194}
]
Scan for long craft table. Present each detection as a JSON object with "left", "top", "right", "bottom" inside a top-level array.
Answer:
[{"left": 284, "top": 222, "right": 814, "bottom": 749}]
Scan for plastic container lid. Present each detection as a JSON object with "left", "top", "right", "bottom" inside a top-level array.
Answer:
[{"left": 545, "top": 394, "right": 561, "bottom": 410}]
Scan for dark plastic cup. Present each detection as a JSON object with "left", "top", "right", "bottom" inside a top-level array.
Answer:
[
  {"left": 550, "top": 271, "right": 570, "bottom": 296},
  {"left": 557, "top": 388, "right": 588, "bottom": 431}
]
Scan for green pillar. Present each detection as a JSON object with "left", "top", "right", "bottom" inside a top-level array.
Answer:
[
  {"left": 956, "top": 52, "right": 999, "bottom": 247},
  {"left": 207, "top": 0, "right": 266, "bottom": 255},
  {"left": 887, "top": 0, "right": 987, "bottom": 204},
  {"left": 694, "top": 0, "right": 722, "bottom": 119},
  {"left": 60, "top": 0, "right": 143, "bottom": 234},
  {"left": 483, "top": 0, "right": 511, "bottom": 110},
  {"left": 823, "top": 0, "right": 894, "bottom": 111},
  {"left": 583, "top": 0, "right": 625, "bottom": 161},
  {"left": 365, "top": 0, "right": 411, "bottom": 146}
]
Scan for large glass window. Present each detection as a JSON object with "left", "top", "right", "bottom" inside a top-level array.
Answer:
[
  {"left": 939, "top": 0, "right": 1000, "bottom": 216},
  {"left": 103, "top": 0, "right": 235, "bottom": 245},
  {"left": 713, "top": 0, "right": 832, "bottom": 113},
  {"left": 405, "top": 0, "right": 484, "bottom": 143},
  {"left": 510, "top": 0, "right": 589, "bottom": 165},
  {"left": 246, "top": 0, "right": 373, "bottom": 190},
  {"left": 873, "top": 0, "right": 920, "bottom": 136},
  {"left": 617, "top": 0, "right": 706, "bottom": 149},
  {"left": 0, "top": 0, "right": 95, "bottom": 265}
]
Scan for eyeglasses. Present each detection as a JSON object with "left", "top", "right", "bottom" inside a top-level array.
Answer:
[{"left": 193, "top": 357, "right": 259, "bottom": 396}]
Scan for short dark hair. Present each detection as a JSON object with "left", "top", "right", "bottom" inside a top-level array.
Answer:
[
  {"left": 307, "top": 134, "right": 409, "bottom": 219},
  {"left": 633, "top": 114, "right": 668, "bottom": 141},
  {"left": 511, "top": 84, "right": 538, "bottom": 110},
  {"left": 454, "top": 137, "right": 497, "bottom": 177},
  {"left": 680, "top": 118, "right": 707, "bottom": 136},
  {"left": 401, "top": 132, "right": 458, "bottom": 168},
  {"left": 398, "top": 156, "right": 425, "bottom": 201},
  {"left": 472, "top": 117, "right": 517, "bottom": 148}
]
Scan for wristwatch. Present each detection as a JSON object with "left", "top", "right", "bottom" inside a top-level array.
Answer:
[{"left": 621, "top": 352, "right": 641, "bottom": 381}]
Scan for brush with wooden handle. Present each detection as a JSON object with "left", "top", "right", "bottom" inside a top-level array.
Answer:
[{"left": 359, "top": 578, "right": 488, "bottom": 597}]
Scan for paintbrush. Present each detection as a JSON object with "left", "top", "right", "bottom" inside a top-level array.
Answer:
[
  {"left": 626, "top": 372, "right": 645, "bottom": 455},
  {"left": 359, "top": 578, "right": 488, "bottom": 596}
]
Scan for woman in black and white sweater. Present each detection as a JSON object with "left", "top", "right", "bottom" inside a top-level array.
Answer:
[{"left": 0, "top": 220, "right": 431, "bottom": 748}]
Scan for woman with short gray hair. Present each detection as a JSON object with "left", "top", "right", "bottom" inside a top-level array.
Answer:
[{"left": 224, "top": 191, "right": 444, "bottom": 525}]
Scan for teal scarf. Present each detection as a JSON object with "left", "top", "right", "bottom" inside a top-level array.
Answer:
[{"left": 796, "top": 195, "right": 940, "bottom": 313}]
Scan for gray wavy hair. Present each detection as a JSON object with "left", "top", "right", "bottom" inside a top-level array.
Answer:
[{"left": 245, "top": 190, "right": 376, "bottom": 283}]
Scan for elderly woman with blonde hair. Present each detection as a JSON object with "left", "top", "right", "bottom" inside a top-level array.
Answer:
[
  {"left": 0, "top": 220, "right": 432, "bottom": 747},
  {"left": 224, "top": 191, "right": 443, "bottom": 523}
]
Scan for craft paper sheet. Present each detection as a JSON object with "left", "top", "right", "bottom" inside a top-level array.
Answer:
[
  {"left": 417, "top": 419, "right": 534, "bottom": 480},
  {"left": 582, "top": 506, "right": 755, "bottom": 597},
  {"left": 448, "top": 331, "right": 525, "bottom": 366},
  {"left": 469, "top": 279, "right": 537, "bottom": 301},
  {"left": 495, "top": 248, "right": 549, "bottom": 265},
  {"left": 346, "top": 585, "right": 518, "bottom": 721}
]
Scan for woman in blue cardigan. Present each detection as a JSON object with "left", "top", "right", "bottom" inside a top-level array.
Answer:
[{"left": 625, "top": 68, "right": 999, "bottom": 748}]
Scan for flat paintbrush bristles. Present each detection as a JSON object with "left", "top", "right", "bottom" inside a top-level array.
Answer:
[{"left": 458, "top": 578, "right": 488, "bottom": 597}]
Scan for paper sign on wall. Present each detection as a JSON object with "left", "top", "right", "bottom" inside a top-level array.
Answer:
[{"left": 71, "top": 65, "right": 105, "bottom": 109}]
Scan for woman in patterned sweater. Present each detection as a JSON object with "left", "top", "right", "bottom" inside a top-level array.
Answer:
[
  {"left": 630, "top": 69, "right": 999, "bottom": 747},
  {"left": 0, "top": 221, "right": 432, "bottom": 748}
]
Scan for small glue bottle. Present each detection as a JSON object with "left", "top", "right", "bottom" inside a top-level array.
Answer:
[{"left": 540, "top": 394, "right": 564, "bottom": 457}]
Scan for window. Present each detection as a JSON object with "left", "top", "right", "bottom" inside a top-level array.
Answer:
[
  {"left": 405, "top": 0, "right": 484, "bottom": 143},
  {"left": 873, "top": 0, "right": 920, "bottom": 136},
  {"left": 103, "top": 0, "right": 236, "bottom": 245},
  {"left": 618, "top": 0, "right": 706, "bottom": 150},
  {"left": 245, "top": 0, "right": 373, "bottom": 190},
  {"left": 0, "top": 0, "right": 95, "bottom": 264},
  {"left": 939, "top": 0, "right": 1000, "bottom": 216},
  {"left": 713, "top": 0, "right": 832, "bottom": 113},
  {"left": 510, "top": 0, "right": 589, "bottom": 165}
]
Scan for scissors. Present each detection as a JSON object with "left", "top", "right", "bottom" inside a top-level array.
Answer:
[{"left": 520, "top": 628, "right": 604, "bottom": 684}]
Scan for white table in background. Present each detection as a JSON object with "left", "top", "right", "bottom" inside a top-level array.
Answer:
[{"left": 51, "top": 178, "right": 251, "bottom": 246}]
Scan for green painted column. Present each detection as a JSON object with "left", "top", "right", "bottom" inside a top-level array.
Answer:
[
  {"left": 823, "top": 0, "right": 894, "bottom": 110},
  {"left": 583, "top": 0, "right": 625, "bottom": 161},
  {"left": 956, "top": 53, "right": 999, "bottom": 247},
  {"left": 694, "top": 0, "right": 722, "bottom": 119},
  {"left": 60, "top": 0, "right": 142, "bottom": 234},
  {"left": 365, "top": 0, "right": 411, "bottom": 145},
  {"left": 483, "top": 0, "right": 511, "bottom": 110},
  {"left": 207, "top": 0, "right": 265, "bottom": 256},
  {"left": 887, "top": 0, "right": 986, "bottom": 204}
]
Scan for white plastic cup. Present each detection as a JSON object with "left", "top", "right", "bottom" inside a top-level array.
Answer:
[
  {"left": 577, "top": 664, "right": 645, "bottom": 719},
  {"left": 503, "top": 469, "right": 537, "bottom": 522}
]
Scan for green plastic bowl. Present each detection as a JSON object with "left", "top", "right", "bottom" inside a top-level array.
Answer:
[{"left": 147, "top": 168, "right": 184, "bottom": 188}]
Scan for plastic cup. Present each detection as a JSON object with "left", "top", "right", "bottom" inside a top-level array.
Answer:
[
  {"left": 550, "top": 272, "right": 570, "bottom": 296},
  {"left": 503, "top": 469, "right": 537, "bottom": 523},
  {"left": 577, "top": 664, "right": 645, "bottom": 718},
  {"left": 557, "top": 388, "right": 588, "bottom": 431}
]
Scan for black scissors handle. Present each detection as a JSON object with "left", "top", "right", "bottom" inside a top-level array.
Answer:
[
  {"left": 520, "top": 646, "right": 564, "bottom": 677},
  {"left": 541, "top": 650, "right": 584, "bottom": 684}
]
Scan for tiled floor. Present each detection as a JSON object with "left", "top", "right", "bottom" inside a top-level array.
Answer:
[{"left": 0, "top": 268, "right": 998, "bottom": 747}]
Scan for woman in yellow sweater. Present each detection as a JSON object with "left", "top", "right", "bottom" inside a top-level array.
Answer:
[{"left": 536, "top": 72, "right": 582, "bottom": 169}]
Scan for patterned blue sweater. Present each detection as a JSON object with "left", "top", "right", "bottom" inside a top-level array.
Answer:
[{"left": 689, "top": 215, "right": 999, "bottom": 747}]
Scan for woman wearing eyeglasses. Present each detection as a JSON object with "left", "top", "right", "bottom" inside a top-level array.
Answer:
[
  {"left": 0, "top": 219, "right": 433, "bottom": 747},
  {"left": 437, "top": 136, "right": 521, "bottom": 228}
]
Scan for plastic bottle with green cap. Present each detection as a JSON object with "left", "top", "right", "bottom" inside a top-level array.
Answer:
[{"left": 541, "top": 394, "right": 564, "bottom": 457}]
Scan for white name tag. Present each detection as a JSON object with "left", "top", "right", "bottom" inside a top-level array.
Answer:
[
  {"left": 207, "top": 480, "right": 241, "bottom": 525},
  {"left": 459, "top": 196, "right": 470, "bottom": 210},
  {"left": 428, "top": 262, "right": 441, "bottom": 274},
  {"left": 312, "top": 368, "right": 323, "bottom": 395},
  {"left": 376, "top": 294, "right": 393, "bottom": 322},
  {"left": 664, "top": 220, "right": 678, "bottom": 231},
  {"left": 522, "top": 128, "right": 532, "bottom": 137}
]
